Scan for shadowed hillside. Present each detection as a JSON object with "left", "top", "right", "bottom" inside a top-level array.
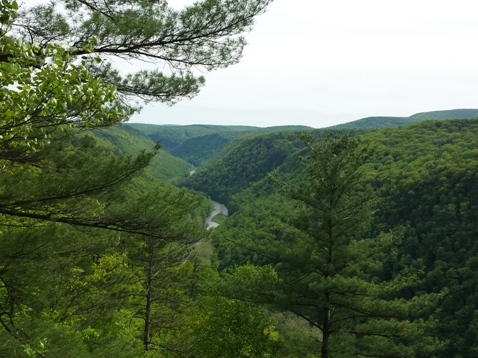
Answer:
[
  {"left": 126, "top": 123, "right": 312, "bottom": 165},
  {"left": 92, "top": 125, "right": 192, "bottom": 183}
]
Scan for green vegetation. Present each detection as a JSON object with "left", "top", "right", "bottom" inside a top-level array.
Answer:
[
  {"left": 409, "top": 108, "right": 478, "bottom": 120},
  {"left": 183, "top": 131, "right": 308, "bottom": 206},
  {"left": 220, "top": 135, "right": 442, "bottom": 357},
  {"left": 125, "top": 124, "right": 262, "bottom": 152},
  {"left": 331, "top": 108, "right": 478, "bottom": 129},
  {"left": 208, "top": 118, "right": 478, "bottom": 357},
  {"left": 22, "top": 0, "right": 273, "bottom": 107},
  {"left": 5, "top": 0, "right": 478, "bottom": 356},
  {"left": 0, "top": 1, "right": 280, "bottom": 357},
  {"left": 363, "top": 119, "right": 478, "bottom": 357},
  {"left": 92, "top": 125, "right": 192, "bottom": 183},
  {"left": 128, "top": 123, "right": 312, "bottom": 166}
]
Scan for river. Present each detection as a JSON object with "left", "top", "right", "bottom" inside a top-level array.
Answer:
[
  {"left": 205, "top": 201, "right": 228, "bottom": 229},
  {"left": 189, "top": 167, "right": 227, "bottom": 228}
]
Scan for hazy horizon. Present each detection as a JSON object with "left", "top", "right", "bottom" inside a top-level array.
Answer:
[
  {"left": 25, "top": 0, "right": 478, "bottom": 128},
  {"left": 128, "top": 0, "right": 478, "bottom": 128}
]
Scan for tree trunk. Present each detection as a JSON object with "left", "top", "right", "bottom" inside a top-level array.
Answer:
[
  {"left": 143, "top": 241, "right": 154, "bottom": 351},
  {"left": 321, "top": 298, "right": 331, "bottom": 358}
]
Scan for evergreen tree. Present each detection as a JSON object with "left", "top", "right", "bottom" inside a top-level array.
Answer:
[
  {"left": 121, "top": 188, "right": 206, "bottom": 353},
  {"left": 0, "top": 2, "right": 220, "bottom": 354},
  {"left": 0, "top": 0, "right": 271, "bottom": 352},
  {"left": 0, "top": 131, "right": 210, "bottom": 356},
  {"left": 238, "top": 134, "right": 443, "bottom": 357},
  {"left": 17, "top": 0, "right": 272, "bottom": 107},
  {"left": 0, "top": 2, "right": 127, "bottom": 162}
]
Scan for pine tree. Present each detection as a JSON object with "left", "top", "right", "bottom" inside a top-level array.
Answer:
[
  {"left": 262, "top": 134, "right": 443, "bottom": 357},
  {"left": 16, "top": 0, "right": 272, "bottom": 106}
]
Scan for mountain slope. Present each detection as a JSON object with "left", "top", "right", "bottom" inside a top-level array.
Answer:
[
  {"left": 127, "top": 123, "right": 312, "bottom": 165},
  {"left": 92, "top": 125, "right": 192, "bottom": 183},
  {"left": 330, "top": 108, "right": 478, "bottom": 129},
  {"left": 208, "top": 118, "right": 478, "bottom": 357},
  {"left": 182, "top": 130, "right": 308, "bottom": 205},
  {"left": 124, "top": 124, "right": 261, "bottom": 152}
]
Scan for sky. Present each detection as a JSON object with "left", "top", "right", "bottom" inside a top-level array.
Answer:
[{"left": 26, "top": 0, "right": 478, "bottom": 128}]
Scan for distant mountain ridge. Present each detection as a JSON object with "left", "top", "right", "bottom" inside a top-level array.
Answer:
[
  {"left": 126, "top": 108, "right": 478, "bottom": 166},
  {"left": 125, "top": 123, "right": 312, "bottom": 150},
  {"left": 330, "top": 108, "right": 478, "bottom": 129},
  {"left": 125, "top": 123, "right": 312, "bottom": 166}
]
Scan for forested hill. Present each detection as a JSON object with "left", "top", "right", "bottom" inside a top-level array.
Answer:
[
  {"left": 182, "top": 130, "right": 314, "bottom": 205},
  {"left": 329, "top": 108, "right": 478, "bottom": 129},
  {"left": 203, "top": 117, "right": 478, "bottom": 357},
  {"left": 92, "top": 124, "right": 192, "bottom": 183},
  {"left": 126, "top": 123, "right": 312, "bottom": 166},
  {"left": 184, "top": 117, "right": 478, "bottom": 212},
  {"left": 128, "top": 109, "right": 478, "bottom": 165}
]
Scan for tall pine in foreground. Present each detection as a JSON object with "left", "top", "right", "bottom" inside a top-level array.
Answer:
[{"left": 228, "top": 134, "right": 443, "bottom": 357}]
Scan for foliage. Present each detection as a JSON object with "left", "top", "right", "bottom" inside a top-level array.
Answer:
[
  {"left": 0, "top": 1, "right": 253, "bottom": 356},
  {"left": 171, "top": 133, "right": 230, "bottom": 166},
  {"left": 128, "top": 123, "right": 312, "bottom": 166},
  {"left": 331, "top": 108, "right": 478, "bottom": 130},
  {"left": 126, "top": 123, "right": 261, "bottom": 152},
  {"left": 184, "top": 131, "right": 305, "bottom": 205},
  {"left": 0, "top": 222, "right": 144, "bottom": 357},
  {"left": 0, "top": 16, "right": 128, "bottom": 161},
  {"left": 409, "top": 108, "right": 478, "bottom": 120},
  {"left": 18, "top": 0, "right": 274, "bottom": 108},
  {"left": 92, "top": 124, "right": 192, "bottom": 183},
  {"left": 205, "top": 118, "right": 478, "bottom": 357},
  {"left": 215, "top": 134, "right": 443, "bottom": 357},
  {"left": 361, "top": 119, "right": 478, "bottom": 357},
  {"left": 8, "top": 0, "right": 478, "bottom": 355},
  {"left": 184, "top": 295, "right": 279, "bottom": 358},
  {"left": 211, "top": 193, "right": 293, "bottom": 269},
  {"left": 0, "top": 129, "right": 210, "bottom": 355}
]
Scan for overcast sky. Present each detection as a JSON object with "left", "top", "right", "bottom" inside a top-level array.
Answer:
[
  {"left": 136, "top": 0, "right": 478, "bottom": 128},
  {"left": 27, "top": 0, "right": 478, "bottom": 128}
]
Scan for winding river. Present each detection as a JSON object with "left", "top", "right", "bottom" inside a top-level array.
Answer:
[
  {"left": 189, "top": 167, "right": 228, "bottom": 228},
  {"left": 205, "top": 201, "right": 228, "bottom": 229}
]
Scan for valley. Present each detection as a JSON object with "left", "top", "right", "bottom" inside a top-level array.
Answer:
[
  {"left": 128, "top": 108, "right": 478, "bottom": 357},
  {"left": 9, "top": 1, "right": 478, "bottom": 355},
  {"left": 3, "top": 107, "right": 478, "bottom": 357},
  {"left": 205, "top": 201, "right": 229, "bottom": 229}
]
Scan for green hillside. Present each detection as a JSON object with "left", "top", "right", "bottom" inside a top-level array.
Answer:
[
  {"left": 206, "top": 118, "right": 478, "bottom": 357},
  {"left": 128, "top": 109, "right": 478, "bottom": 166},
  {"left": 92, "top": 124, "right": 192, "bottom": 183},
  {"left": 202, "top": 116, "right": 478, "bottom": 213},
  {"left": 409, "top": 108, "right": 478, "bottom": 120},
  {"left": 170, "top": 133, "right": 230, "bottom": 166},
  {"left": 126, "top": 123, "right": 313, "bottom": 165},
  {"left": 7, "top": 113, "right": 478, "bottom": 357},
  {"left": 181, "top": 127, "right": 361, "bottom": 207},
  {"left": 182, "top": 130, "right": 310, "bottom": 205},
  {"left": 124, "top": 123, "right": 261, "bottom": 151},
  {"left": 330, "top": 108, "right": 478, "bottom": 129}
]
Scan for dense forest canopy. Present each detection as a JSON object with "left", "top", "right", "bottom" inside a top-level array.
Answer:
[
  {"left": 0, "top": 0, "right": 281, "bottom": 356},
  {"left": 203, "top": 117, "right": 478, "bottom": 357},
  {"left": 125, "top": 114, "right": 478, "bottom": 357},
  {"left": 330, "top": 108, "right": 478, "bottom": 129},
  {"left": 126, "top": 123, "right": 312, "bottom": 166},
  {"left": 2, "top": 0, "right": 478, "bottom": 356}
]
